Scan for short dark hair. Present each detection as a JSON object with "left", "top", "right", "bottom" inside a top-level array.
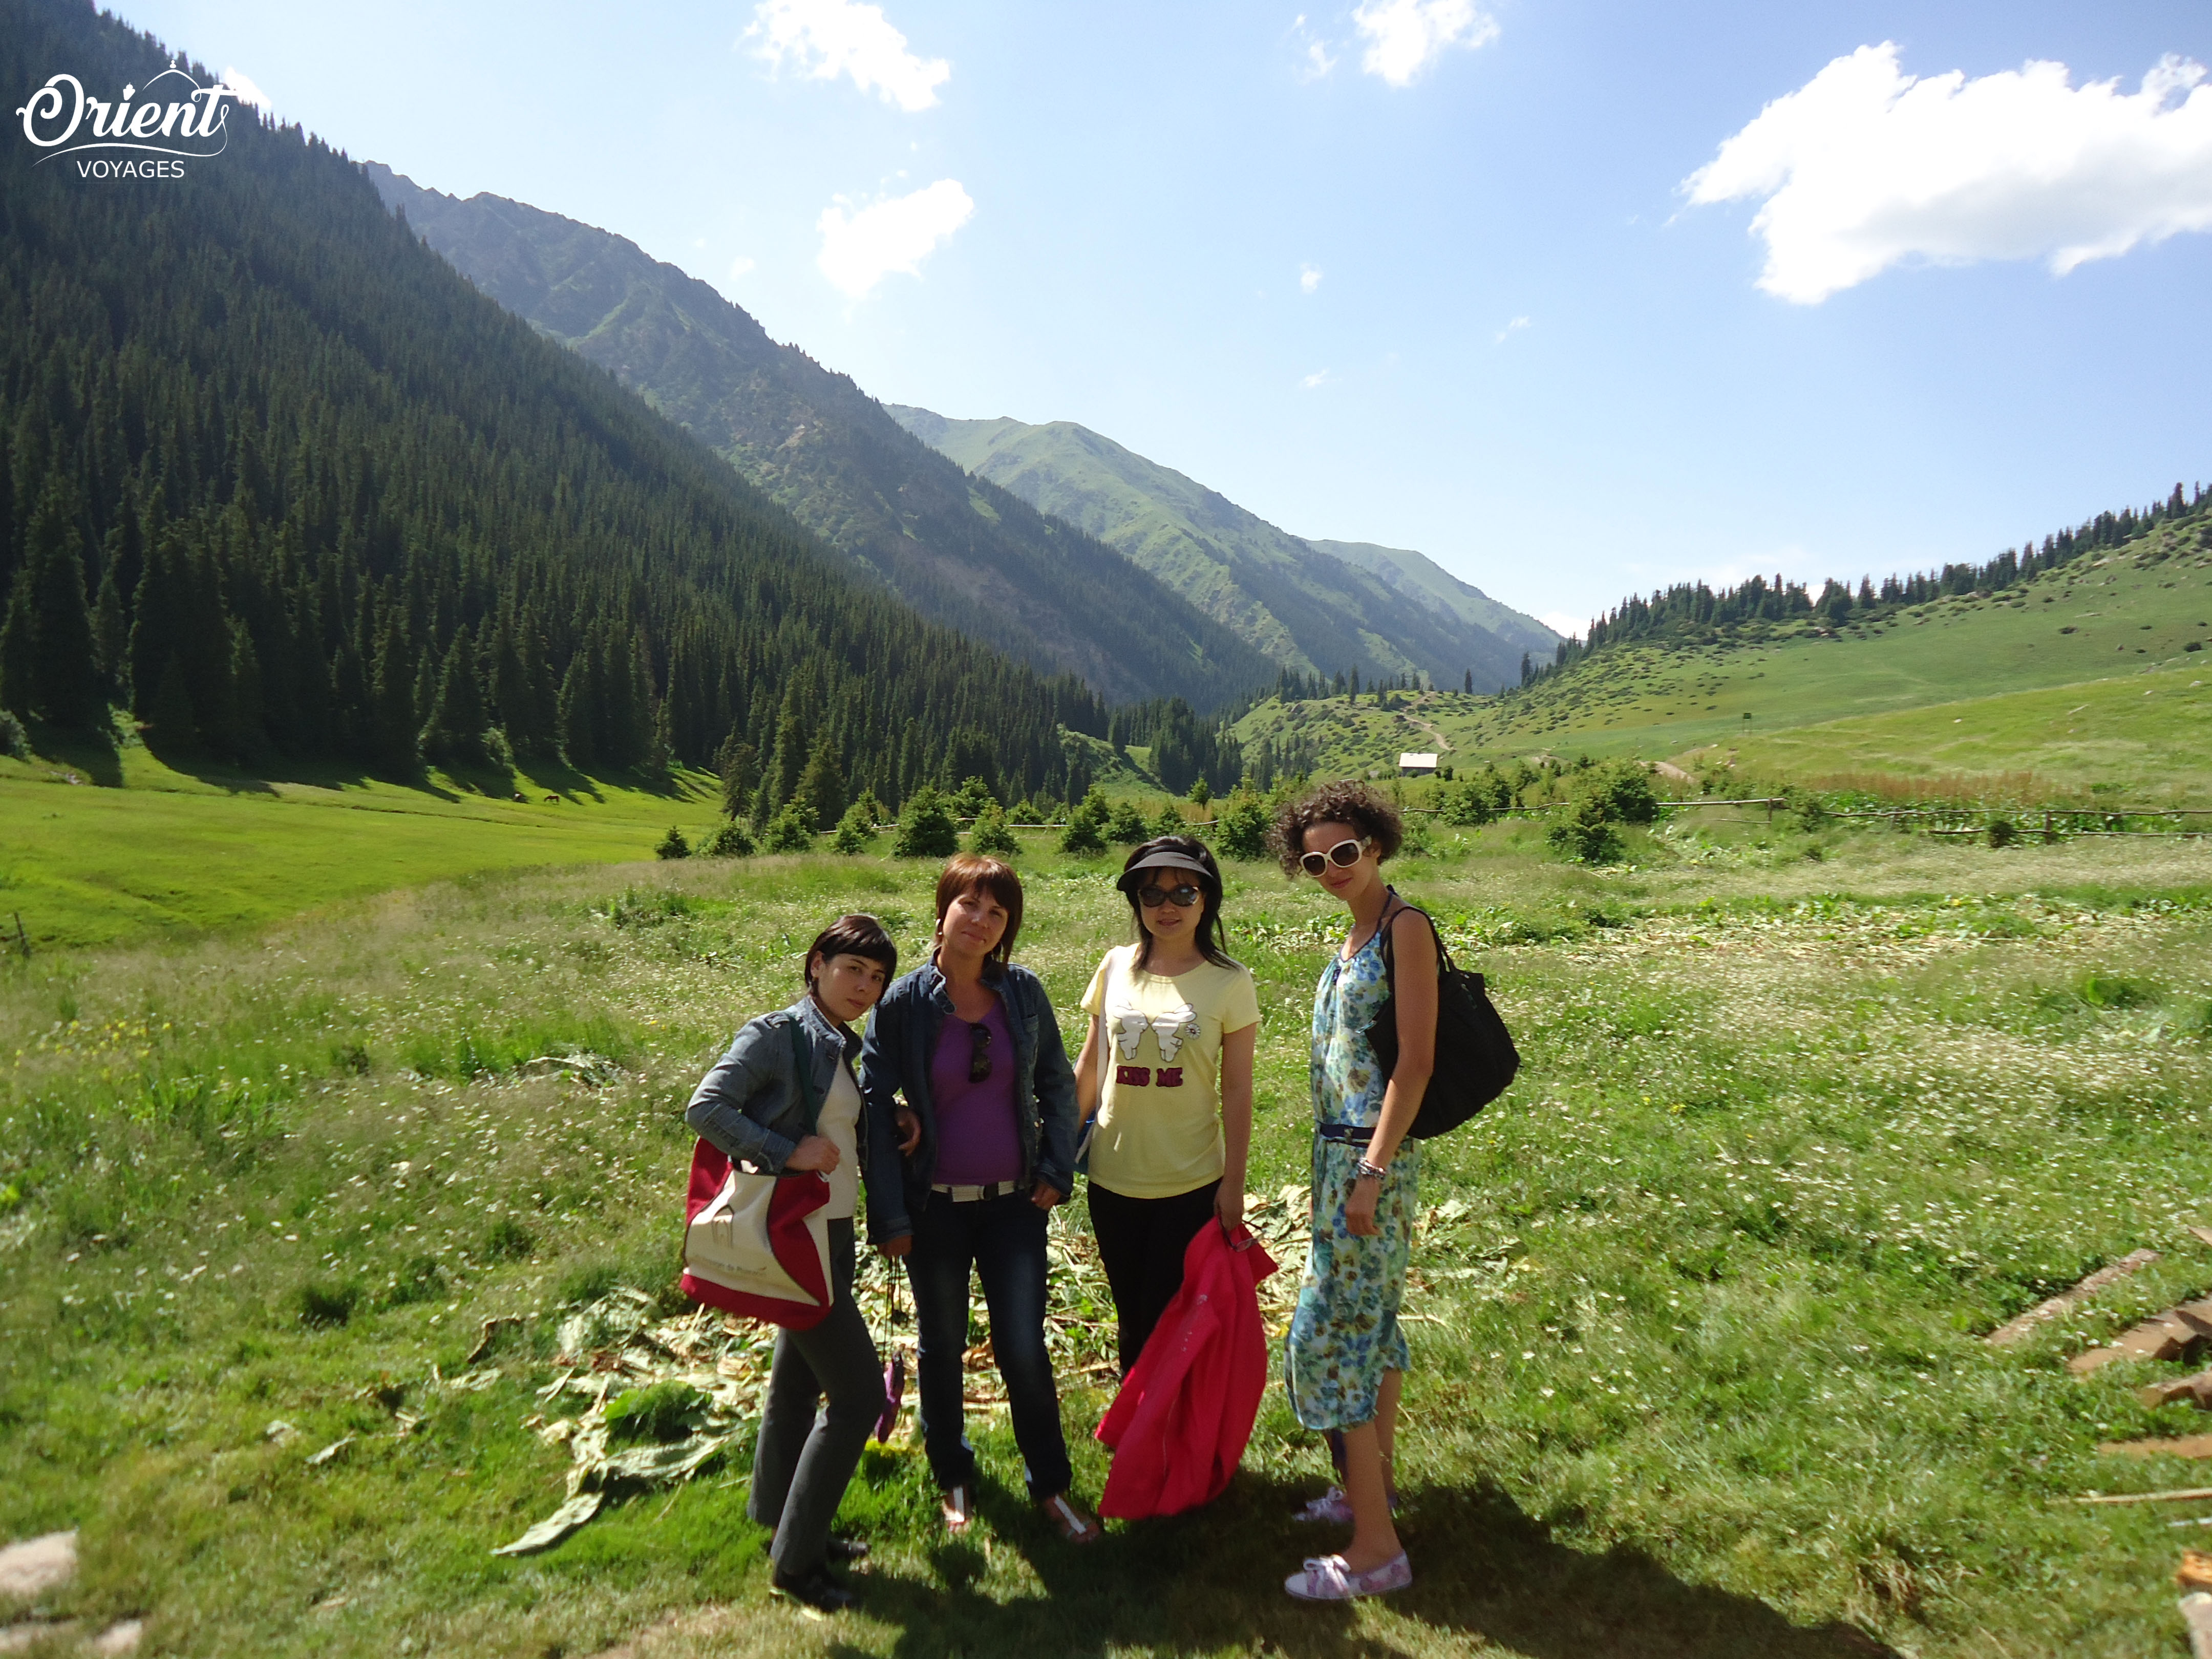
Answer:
[
  {"left": 1119, "top": 836, "right": 1237, "bottom": 970},
  {"left": 934, "top": 854, "right": 1025, "bottom": 965},
  {"left": 804, "top": 913, "right": 898, "bottom": 988},
  {"left": 1269, "top": 780, "right": 1404, "bottom": 876}
]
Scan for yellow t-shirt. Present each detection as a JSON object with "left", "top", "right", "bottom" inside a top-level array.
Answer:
[{"left": 1079, "top": 945, "right": 1260, "bottom": 1200}]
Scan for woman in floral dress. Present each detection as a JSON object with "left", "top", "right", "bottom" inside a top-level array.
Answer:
[{"left": 1267, "top": 781, "right": 1437, "bottom": 1603}]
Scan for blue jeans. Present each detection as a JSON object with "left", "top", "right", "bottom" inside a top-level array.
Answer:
[{"left": 904, "top": 1188, "right": 1073, "bottom": 1500}]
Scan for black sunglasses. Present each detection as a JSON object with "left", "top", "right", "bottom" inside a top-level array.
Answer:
[
  {"left": 1137, "top": 884, "right": 1202, "bottom": 909},
  {"left": 968, "top": 1020, "right": 992, "bottom": 1084},
  {"left": 1298, "top": 836, "right": 1371, "bottom": 877}
]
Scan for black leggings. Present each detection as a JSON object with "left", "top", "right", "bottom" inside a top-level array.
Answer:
[{"left": 1087, "top": 1178, "right": 1221, "bottom": 1375}]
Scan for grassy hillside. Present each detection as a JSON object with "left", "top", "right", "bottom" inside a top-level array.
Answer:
[
  {"left": 7, "top": 826, "right": 2212, "bottom": 1656},
  {"left": 367, "top": 168, "right": 1270, "bottom": 710},
  {"left": 886, "top": 407, "right": 1558, "bottom": 689},
  {"left": 1722, "top": 666, "right": 2212, "bottom": 801},
  {"left": 1232, "top": 509, "right": 2212, "bottom": 798}
]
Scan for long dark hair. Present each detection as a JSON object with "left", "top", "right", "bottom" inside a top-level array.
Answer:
[{"left": 1119, "top": 836, "right": 1237, "bottom": 971}]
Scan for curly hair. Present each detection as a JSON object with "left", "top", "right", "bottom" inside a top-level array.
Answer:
[{"left": 1268, "top": 780, "right": 1404, "bottom": 876}]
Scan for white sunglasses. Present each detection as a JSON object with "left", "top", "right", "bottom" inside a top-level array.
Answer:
[{"left": 1298, "top": 836, "right": 1371, "bottom": 877}]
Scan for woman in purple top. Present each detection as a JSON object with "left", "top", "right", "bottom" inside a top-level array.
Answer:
[{"left": 859, "top": 855, "right": 1099, "bottom": 1542}]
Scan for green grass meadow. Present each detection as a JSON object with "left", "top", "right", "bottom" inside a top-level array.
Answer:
[
  {"left": 0, "top": 740, "right": 719, "bottom": 949},
  {"left": 6, "top": 817, "right": 2212, "bottom": 1656}
]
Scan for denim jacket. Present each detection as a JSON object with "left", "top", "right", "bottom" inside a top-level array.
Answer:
[
  {"left": 685, "top": 993, "right": 862, "bottom": 1174},
  {"left": 859, "top": 959, "right": 1078, "bottom": 1245}
]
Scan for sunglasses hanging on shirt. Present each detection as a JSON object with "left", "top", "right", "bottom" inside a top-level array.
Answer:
[{"left": 967, "top": 1020, "right": 992, "bottom": 1083}]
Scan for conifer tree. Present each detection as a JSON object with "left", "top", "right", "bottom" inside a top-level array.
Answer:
[
  {"left": 144, "top": 654, "right": 198, "bottom": 754},
  {"left": 1, "top": 479, "right": 100, "bottom": 728},
  {"left": 227, "top": 623, "right": 266, "bottom": 758},
  {"left": 371, "top": 612, "right": 420, "bottom": 772},
  {"left": 797, "top": 733, "right": 847, "bottom": 827},
  {"left": 420, "top": 624, "right": 488, "bottom": 767},
  {"left": 894, "top": 785, "right": 960, "bottom": 858},
  {"left": 717, "top": 738, "right": 759, "bottom": 820}
]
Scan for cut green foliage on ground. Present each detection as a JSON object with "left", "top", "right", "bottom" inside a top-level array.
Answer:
[{"left": 5, "top": 822, "right": 2212, "bottom": 1655}]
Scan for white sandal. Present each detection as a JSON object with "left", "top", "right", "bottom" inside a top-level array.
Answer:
[
  {"left": 940, "top": 1483, "right": 973, "bottom": 1533},
  {"left": 1039, "top": 1492, "right": 1101, "bottom": 1544},
  {"left": 1284, "top": 1551, "right": 1411, "bottom": 1601}
]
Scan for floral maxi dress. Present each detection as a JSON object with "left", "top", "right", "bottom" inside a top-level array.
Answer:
[{"left": 1283, "top": 920, "right": 1422, "bottom": 1431}]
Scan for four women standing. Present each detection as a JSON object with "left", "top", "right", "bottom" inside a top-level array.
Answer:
[{"left": 683, "top": 781, "right": 1444, "bottom": 1607}]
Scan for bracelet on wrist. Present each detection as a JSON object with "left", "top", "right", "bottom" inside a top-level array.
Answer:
[{"left": 1354, "top": 1158, "right": 1389, "bottom": 1183}]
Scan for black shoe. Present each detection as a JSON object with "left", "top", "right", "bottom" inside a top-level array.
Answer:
[
  {"left": 772, "top": 1565, "right": 859, "bottom": 1611},
  {"left": 824, "top": 1535, "right": 869, "bottom": 1562}
]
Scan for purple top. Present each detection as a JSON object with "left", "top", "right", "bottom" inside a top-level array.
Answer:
[{"left": 929, "top": 1000, "right": 1022, "bottom": 1186}]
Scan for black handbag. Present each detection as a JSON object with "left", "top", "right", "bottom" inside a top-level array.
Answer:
[{"left": 1365, "top": 890, "right": 1519, "bottom": 1138}]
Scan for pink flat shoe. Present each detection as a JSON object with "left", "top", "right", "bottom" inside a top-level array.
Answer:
[{"left": 1284, "top": 1551, "right": 1411, "bottom": 1601}]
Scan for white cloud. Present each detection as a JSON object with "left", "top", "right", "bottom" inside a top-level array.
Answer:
[
  {"left": 729, "top": 254, "right": 757, "bottom": 279},
  {"left": 816, "top": 179, "right": 973, "bottom": 296},
  {"left": 1352, "top": 0, "right": 1497, "bottom": 88},
  {"left": 219, "top": 66, "right": 269, "bottom": 110},
  {"left": 1494, "top": 313, "right": 1529, "bottom": 342},
  {"left": 747, "top": 0, "right": 949, "bottom": 113},
  {"left": 1300, "top": 368, "right": 1332, "bottom": 389},
  {"left": 1539, "top": 611, "right": 1583, "bottom": 641},
  {"left": 1685, "top": 44, "right": 2212, "bottom": 303},
  {"left": 1299, "top": 263, "right": 1323, "bottom": 293},
  {"left": 1290, "top": 14, "right": 1336, "bottom": 82}
]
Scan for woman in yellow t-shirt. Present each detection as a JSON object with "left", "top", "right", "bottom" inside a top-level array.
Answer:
[{"left": 1076, "top": 835, "right": 1260, "bottom": 1374}]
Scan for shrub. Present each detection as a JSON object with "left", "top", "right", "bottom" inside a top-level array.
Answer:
[
  {"left": 762, "top": 800, "right": 820, "bottom": 854},
  {"left": 1546, "top": 796, "right": 1624, "bottom": 864},
  {"left": 1592, "top": 760, "right": 1661, "bottom": 825},
  {"left": 1779, "top": 784, "right": 1828, "bottom": 832},
  {"left": 1986, "top": 817, "right": 2017, "bottom": 848},
  {"left": 831, "top": 801, "right": 877, "bottom": 854},
  {"left": 701, "top": 822, "right": 755, "bottom": 858},
  {"left": 0, "top": 708, "right": 26, "bottom": 759},
  {"left": 894, "top": 786, "right": 960, "bottom": 858},
  {"left": 1187, "top": 778, "right": 1211, "bottom": 810},
  {"left": 653, "top": 825, "right": 690, "bottom": 860},
  {"left": 381, "top": 1253, "right": 447, "bottom": 1308},
  {"left": 1058, "top": 787, "right": 1109, "bottom": 856},
  {"left": 605, "top": 1380, "right": 710, "bottom": 1445},
  {"left": 1214, "top": 790, "right": 1270, "bottom": 861},
  {"left": 1106, "top": 799, "right": 1150, "bottom": 843},
  {"left": 1153, "top": 800, "right": 1187, "bottom": 835},
  {"left": 483, "top": 1217, "right": 536, "bottom": 1260},
  {"left": 951, "top": 775, "right": 997, "bottom": 819},
  {"left": 296, "top": 1279, "right": 363, "bottom": 1329},
  {"left": 968, "top": 802, "right": 1018, "bottom": 856},
  {"left": 1399, "top": 814, "right": 1436, "bottom": 858}
]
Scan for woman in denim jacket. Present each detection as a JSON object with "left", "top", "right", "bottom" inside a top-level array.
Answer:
[
  {"left": 859, "top": 855, "right": 1099, "bottom": 1542},
  {"left": 685, "top": 913, "right": 898, "bottom": 1612}
]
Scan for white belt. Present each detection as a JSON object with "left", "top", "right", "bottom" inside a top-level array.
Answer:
[{"left": 931, "top": 1181, "right": 1018, "bottom": 1202}]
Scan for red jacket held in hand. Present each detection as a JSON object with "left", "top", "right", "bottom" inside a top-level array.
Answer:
[{"left": 1095, "top": 1221, "right": 1277, "bottom": 1519}]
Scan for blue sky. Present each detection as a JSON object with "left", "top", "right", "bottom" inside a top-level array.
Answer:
[{"left": 114, "top": 0, "right": 2212, "bottom": 635}]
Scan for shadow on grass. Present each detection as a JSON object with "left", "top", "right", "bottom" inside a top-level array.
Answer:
[
  {"left": 24, "top": 707, "right": 704, "bottom": 808},
  {"left": 834, "top": 1472, "right": 1893, "bottom": 1659}
]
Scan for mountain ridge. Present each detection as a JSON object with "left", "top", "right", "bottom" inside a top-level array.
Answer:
[
  {"left": 367, "top": 166, "right": 1270, "bottom": 711},
  {"left": 886, "top": 406, "right": 1559, "bottom": 690}
]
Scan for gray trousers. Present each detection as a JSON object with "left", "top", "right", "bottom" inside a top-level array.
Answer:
[{"left": 748, "top": 1220, "right": 884, "bottom": 1577}]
